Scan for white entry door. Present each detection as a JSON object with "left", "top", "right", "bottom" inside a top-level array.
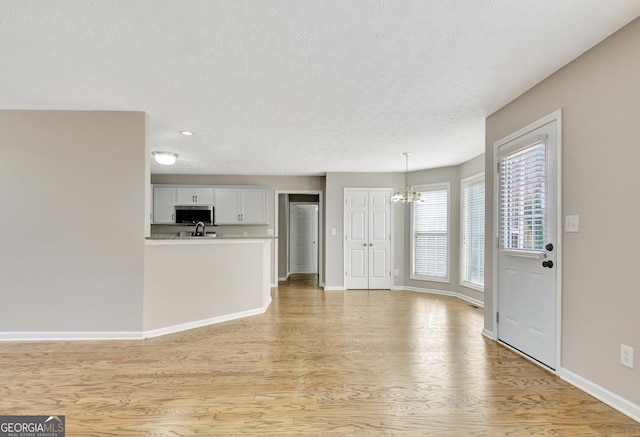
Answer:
[
  {"left": 497, "top": 117, "right": 559, "bottom": 369},
  {"left": 289, "top": 203, "right": 318, "bottom": 274},
  {"left": 344, "top": 189, "right": 392, "bottom": 289}
]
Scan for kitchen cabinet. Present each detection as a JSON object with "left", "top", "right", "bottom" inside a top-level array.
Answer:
[
  {"left": 153, "top": 186, "right": 176, "bottom": 224},
  {"left": 215, "top": 188, "right": 266, "bottom": 224},
  {"left": 176, "top": 188, "right": 214, "bottom": 205}
]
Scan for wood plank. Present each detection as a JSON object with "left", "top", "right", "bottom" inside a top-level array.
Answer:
[{"left": 0, "top": 274, "right": 638, "bottom": 435}]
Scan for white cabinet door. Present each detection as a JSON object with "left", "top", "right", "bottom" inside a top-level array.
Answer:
[
  {"left": 215, "top": 188, "right": 243, "bottom": 224},
  {"left": 215, "top": 188, "right": 266, "bottom": 225},
  {"left": 153, "top": 187, "right": 176, "bottom": 224},
  {"left": 176, "top": 188, "right": 214, "bottom": 205},
  {"left": 194, "top": 188, "right": 214, "bottom": 205},
  {"left": 240, "top": 188, "right": 266, "bottom": 224}
]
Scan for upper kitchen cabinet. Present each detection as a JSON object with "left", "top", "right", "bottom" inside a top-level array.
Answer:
[
  {"left": 176, "top": 187, "right": 214, "bottom": 205},
  {"left": 215, "top": 188, "right": 267, "bottom": 225},
  {"left": 153, "top": 186, "right": 176, "bottom": 224}
]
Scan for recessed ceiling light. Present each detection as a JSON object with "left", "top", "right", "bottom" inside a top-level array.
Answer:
[
  {"left": 179, "top": 130, "right": 194, "bottom": 136},
  {"left": 152, "top": 151, "right": 179, "bottom": 165}
]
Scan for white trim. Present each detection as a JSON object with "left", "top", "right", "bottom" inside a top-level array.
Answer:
[
  {"left": 324, "top": 286, "right": 345, "bottom": 291},
  {"left": 144, "top": 297, "right": 272, "bottom": 339},
  {"left": 460, "top": 172, "right": 485, "bottom": 291},
  {"left": 0, "top": 331, "right": 144, "bottom": 341},
  {"left": 460, "top": 281, "right": 484, "bottom": 293},
  {"left": 482, "top": 329, "right": 496, "bottom": 340},
  {"left": 558, "top": 367, "right": 640, "bottom": 423},
  {"left": 492, "top": 109, "right": 563, "bottom": 370},
  {"left": 274, "top": 190, "right": 323, "bottom": 289},
  {"left": 0, "top": 298, "right": 274, "bottom": 341},
  {"left": 401, "top": 286, "right": 484, "bottom": 308}
]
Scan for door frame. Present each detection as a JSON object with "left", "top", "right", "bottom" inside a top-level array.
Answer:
[
  {"left": 492, "top": 109, "right": 563, "bottom": 371},
  {"left": 343, "top": 187, "right": 394, "bottom": 290},
  {"left": 274, "top": 190, "right": 323, "bottom": 286}
]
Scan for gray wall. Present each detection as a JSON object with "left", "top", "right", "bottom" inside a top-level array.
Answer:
[
  {"left": 0, "top": 110, "right": 147, "bottom": 333},
  {"left": 485, "top": 18, "right": 640, "bottom": 405}
]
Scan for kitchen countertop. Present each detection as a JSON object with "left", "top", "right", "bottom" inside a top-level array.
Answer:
[{"left": 146, "top": 235, "right": 277, "bottom": 240}]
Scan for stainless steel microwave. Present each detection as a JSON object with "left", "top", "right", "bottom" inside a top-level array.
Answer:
[{"left": 175, "top": 205, "right": 214, "bottom": 225}]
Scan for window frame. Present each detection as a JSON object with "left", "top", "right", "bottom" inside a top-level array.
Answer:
[
  {"left": 410, "top": 182, "right": 450, "bottom": 283},
  {"left": 460, "top": 172, "right": 485, "bottom": 292}
]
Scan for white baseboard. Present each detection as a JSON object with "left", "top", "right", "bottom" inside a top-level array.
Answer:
[
  {"left": 401, "top": 285, "right": 484, "bottom": 308},
  {"left": 482, "top": 328, "right": 495, "bottom": 340},
  {"left": 558, "top": 367, "right": 640, "bottom": 423},
  {"left": 0, "top": 299, "right": 274, "bottom": 342},
  {"left": 0, "top": 331, "right": 144, "bottom": 341},
  {"left": 144, "top": 297, "right": 272, "bottom": 339},
  {"left": 324, "top": 286, "right": 345, "bottom": 291}
]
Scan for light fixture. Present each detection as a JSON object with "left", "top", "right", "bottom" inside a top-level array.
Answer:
[
  {"left": 179, "top": 130, "right": 194, "bottom": 136},
  {"left": 152, "top": 151, "right": 179, "bottom": 165},
  {"left": 391, "top": 152, "right": 423, "bottom": 203}
]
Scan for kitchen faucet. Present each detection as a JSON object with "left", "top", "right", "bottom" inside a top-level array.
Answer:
[{"left": 193, "top": 221, "right": 206, "bottom": 237}]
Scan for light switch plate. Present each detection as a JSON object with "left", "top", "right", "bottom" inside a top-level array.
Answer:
[{"left": 565, "top": 215, "right": 579, "bottom": 232}]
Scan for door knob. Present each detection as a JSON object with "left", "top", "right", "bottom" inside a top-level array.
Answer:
[
  {"left": 545, "top": 243, "right": 554, "bottom": 251},
  {"left": 542, "top": 260, "right": 554, "bottom": 268}
]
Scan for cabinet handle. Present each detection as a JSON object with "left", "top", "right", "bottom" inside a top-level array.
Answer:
[{"left": 171, "top": 213, "right": 174, "bottom": 221}]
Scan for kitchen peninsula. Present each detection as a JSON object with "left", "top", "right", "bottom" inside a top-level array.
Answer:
[{"left": 143, "top": 235, "right": 274, "bottom": 337}]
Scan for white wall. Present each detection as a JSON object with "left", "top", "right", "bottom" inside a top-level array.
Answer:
[
  {"left": 485, "top": 18, "right": 640, "bottom": 407},
  {"left": 0, "top": 110, "right": 147, "bottom": 334}
]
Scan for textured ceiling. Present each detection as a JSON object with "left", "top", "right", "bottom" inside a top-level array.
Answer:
[{"left": 1, "top": 1, "right": 639, "bottom": 175}]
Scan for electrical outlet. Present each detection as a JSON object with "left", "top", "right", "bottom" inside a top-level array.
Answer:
[
  {"left": 621, "top": 344, "right": 634, "bottom": 368},
  {"left": 394, "top": 269, "right": 399, "bottom": 276}
]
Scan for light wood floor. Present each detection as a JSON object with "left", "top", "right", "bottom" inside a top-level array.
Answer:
[{"left": 1, "top": 274, "right": 639, "bottom": 436}]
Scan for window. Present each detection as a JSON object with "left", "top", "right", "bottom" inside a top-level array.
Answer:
[
  {"left": 461, "top": 173, "right": 485, "bottom": 291},
  {"left": 411, "top": 183, "right": 449, "bottom": 282},
  {"left": 499, "top": 141, "right": 546, "bottom": 251}
]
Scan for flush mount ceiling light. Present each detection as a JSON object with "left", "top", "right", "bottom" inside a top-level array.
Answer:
[
  {"left": 179, "top": 130, "right": 194, "bottom": 136},
  {"left": 391, "top": 152, "right": 423, "bottom": 204},
  {"left": 152, "top": 151, "right": 179, "bottom": 165}
]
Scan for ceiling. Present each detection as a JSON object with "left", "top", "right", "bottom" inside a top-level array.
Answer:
[{"left": 2, "top": 1, "right": 639, "bottom": 175}]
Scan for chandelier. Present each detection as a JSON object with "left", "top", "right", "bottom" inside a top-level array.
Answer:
[{"left": 391, "top": 152, "right": 423, "bottom": 203}]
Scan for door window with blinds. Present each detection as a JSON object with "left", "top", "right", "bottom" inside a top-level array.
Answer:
[
  {"left": 499, "top": 137, "right": 547, "bottom": 252},
  {"left": 411, "top": 182, "right": 450, "bottom": 282},
  {"left": 461, "top": 173, "right": 485, "bottom": 290}
]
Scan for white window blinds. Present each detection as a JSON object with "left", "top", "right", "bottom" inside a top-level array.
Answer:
[
  {"left": 461, "top": 174, "right": 485, "bottom": 289},
  {"left": 499, "top": 141, "right": 546, "bottom": 251},
  {"left": 411, "top": 184, "right": 449, "bottom": 281}
]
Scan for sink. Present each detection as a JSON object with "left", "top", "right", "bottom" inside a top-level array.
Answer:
[{"left": 177, "top": 231, "right": 216, "bottom": 238}]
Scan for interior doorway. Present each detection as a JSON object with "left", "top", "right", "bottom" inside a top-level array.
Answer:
[
  {"left": 274, "top": 191, "right": 323, "bottom": 286},
  {"left": 289, "top": 202, "right": 319, "bottom": 274}
]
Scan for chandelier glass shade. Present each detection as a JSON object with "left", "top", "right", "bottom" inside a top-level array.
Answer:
[{"left": 391, "top": 152, "right": 423, "bottom": 203}]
